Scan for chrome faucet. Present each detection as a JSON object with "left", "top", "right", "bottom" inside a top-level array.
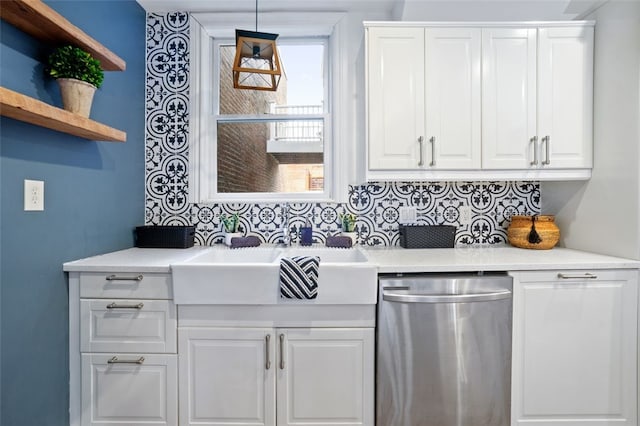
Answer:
[{"left": 280, "top": 203, "right": 292, "bottom": 246}]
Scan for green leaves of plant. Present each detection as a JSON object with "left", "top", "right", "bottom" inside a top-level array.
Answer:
[
  {"left": 339, "top": 213, "right": 357, "bottom": 232},
  {"left": 220, "top": 212, "right": 240, "bottom": 233},
  {"left": 46, "top": 45, "right": 104, "bottom": 88}
]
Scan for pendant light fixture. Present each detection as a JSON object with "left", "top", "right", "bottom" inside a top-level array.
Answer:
[{"left": 232, "top": 0, "right": 282, "bottom": 91}]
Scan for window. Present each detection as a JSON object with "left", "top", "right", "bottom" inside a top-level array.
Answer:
[
  {"left": 215, "top": 40, "right": 328, "bottom": 194},
  {"left": 189, "top": 12, "right": 349, "bottom": 203}
]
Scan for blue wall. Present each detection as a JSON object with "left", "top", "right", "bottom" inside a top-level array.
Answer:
[{"left": 0, "top": 1, "right": 146, "bottom": 424}]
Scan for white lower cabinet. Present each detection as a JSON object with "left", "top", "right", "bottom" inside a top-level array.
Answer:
[
  {"left": 277, "top": 328, "right": 373, "bottom": 426},
  {"left": 68, "top": 271, "right": 178, "bottom": 426},
  {"left": 511, "top": 269, "right": 639, "bottom": 426},
  {"left": 178, "top": 328, "right": 275, "bottom": 426},
  {"left": 178, "top": 327, "right": 374, "bottom": 426},
  {"left": 81, "top": 354, "right": 178, "bottom": 426},
  {"left": 80, "top": 299, "right": 176, "bottom": 353}
]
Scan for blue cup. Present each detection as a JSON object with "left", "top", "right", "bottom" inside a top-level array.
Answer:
[{"left": 300, "top": 227, "right": 313, "bottom": 246}]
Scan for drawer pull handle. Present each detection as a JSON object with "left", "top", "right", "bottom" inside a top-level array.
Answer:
[
  {"left": 542, "top": 135, "right": 551, "bottom": 165},
  {"left": 106, "top": 302, "right": 144, "bottom": 310},
  {"left": 530, "top": 136, "right": 538, "bottom": 166},
  {"left": 558, "top": 273, "right": 598, "bottom": 280},
  {"left": 279, "top": 334, "right": 285, "bottom": 370},
  {"left": 107, "top": 356, "right": 145, "bottom": 365},
  {"left": 265, "top": 335, "right": 271, "bottom": 370},
  {"left": 106, "top": 274, "right": 144, "bottom": 282},
  {"left": 429, "top": 136, "right": 436, "bottom": 167}
]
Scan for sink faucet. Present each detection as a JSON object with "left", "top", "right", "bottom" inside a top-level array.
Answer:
[{"left": 280, "top": 203, "right": 292, "bottom": 246}]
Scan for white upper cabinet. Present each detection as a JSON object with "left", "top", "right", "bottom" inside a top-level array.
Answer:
[
  {"left": 367, "top": 26, "right": 481, "bottom": 173},
  {"left": 482, "top": 28, "right": 538, "bottom": 169},
  {"left": 537, "top": 26, "right": 594, "bottom": 169},
  {"left": 367, "top": 26, "right": 425, "bottom": 170},
  {"left": 425, "top": 28, "right": 482, "bottom": 169},
  {"left": 365, "top": 22, "right": 594, "bottom": 181},
  {"left": 482, "top": 26, "right": 594, "bottom": 170}
]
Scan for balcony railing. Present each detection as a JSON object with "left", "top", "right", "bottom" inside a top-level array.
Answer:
[
  {"left": 272, "top": 104, "right": 323, "bottom": 115},
  {"left": 269, "top": 103, "right": 323, "bottom": 148}
]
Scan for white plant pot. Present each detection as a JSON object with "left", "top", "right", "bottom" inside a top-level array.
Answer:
[
  {"left": 224, "top": 232, "right": 243, "bottom": 246},
  {"left": 341, "top": 232, "right": 357, "bottom": 246},
  {"left": 57, "top": 78, "right": 96, "bottom": 118}
]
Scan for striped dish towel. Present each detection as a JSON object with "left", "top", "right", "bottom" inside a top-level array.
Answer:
[{"left": 279, "top": 256, "right": 320, "bottom": 299}]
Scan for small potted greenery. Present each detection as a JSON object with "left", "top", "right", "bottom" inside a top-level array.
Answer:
[
  {"left": 46, "top": 45, "right": 104, "bottom": 118},
  {"left": 339, "top": 213, "right": 358, "bottom": 245},
  {"left": 220, "top": 212, "right": 242, "bottom": 246}
]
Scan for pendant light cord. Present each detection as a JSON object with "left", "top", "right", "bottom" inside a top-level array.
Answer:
[{"left": 255, "top": 0, "right": 258, "bottom": 32}]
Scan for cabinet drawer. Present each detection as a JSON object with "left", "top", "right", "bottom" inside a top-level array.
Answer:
[
  {"left": 79, "top": 272, "right": 172, "bottom": 299},
  {"left": 512, "top": 269, "right": 635, "bottom": 284},
  {"left": 81, "top": 353, "right": 177, "bottom": 426},
  {"left": 81, "top": 299, "right": 176, "bottom": 353},
  {"left": 511, "top": 267, "right": 638, "bottom": 425}
]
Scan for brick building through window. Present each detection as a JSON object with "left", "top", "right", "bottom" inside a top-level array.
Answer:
[{"left": 217, "top": 44, "right": 324, "bottom": 193}]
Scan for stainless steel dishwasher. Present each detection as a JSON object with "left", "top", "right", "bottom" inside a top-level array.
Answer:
[{"left": 376, "top": 273, "right": 512, "bottom": 426}]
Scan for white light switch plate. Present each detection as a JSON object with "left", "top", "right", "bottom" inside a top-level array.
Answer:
[
  {"left": 24, "top": 179, "right": 44, "bottom": 211},
  {"left": 398, "top": 206, "right": 417, "bottom": 224},
  {"left": 459, "top": 206, "right": 471, "bottom": 225}
]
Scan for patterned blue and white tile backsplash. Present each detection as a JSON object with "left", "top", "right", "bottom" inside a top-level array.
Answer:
[
  {"left": 185, "top": 181, "right": 540, "bottom": 246},
  {"left": 144, "top": 13, "right": 541, "bottom": 246}
]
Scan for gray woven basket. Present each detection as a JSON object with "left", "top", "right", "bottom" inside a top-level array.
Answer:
[{"left": 398, "top": 225, "right": 456, "bottom": 248}]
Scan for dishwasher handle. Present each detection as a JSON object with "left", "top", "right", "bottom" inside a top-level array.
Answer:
[{"left": 382, "top": 290, "right": 511, "bottom": 304}]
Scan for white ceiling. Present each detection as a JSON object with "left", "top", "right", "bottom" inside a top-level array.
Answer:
[
  {"left": 136, "top": 0, "right": 607, "bottom": 20},
  {"left": 397, "top": 0, "right": 607, "bottom": 21},
  {"left": 136, "top": 0, "right": 397, "bottom": 14}
]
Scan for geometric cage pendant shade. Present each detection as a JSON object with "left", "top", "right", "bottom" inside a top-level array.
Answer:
[{"left": 232, "top": 29, "right": 282, "bottom": 91}]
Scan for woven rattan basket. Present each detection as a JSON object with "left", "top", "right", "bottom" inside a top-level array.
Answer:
[{"left": 507, "top": 215, "right": 560, "bottom": 250}]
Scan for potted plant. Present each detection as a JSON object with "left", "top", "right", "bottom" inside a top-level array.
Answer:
[
  {"left": 220, "top": 212, "right": 242, "bottom": 246},
  {"left": 339, "top": 213, "right": 358, "bottom": 245},
  {"left": 46, "top": 45, "right": 104, "bottom": 118}
]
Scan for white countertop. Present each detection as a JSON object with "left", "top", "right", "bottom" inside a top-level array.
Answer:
[
  {"left": 364, "top": 245, "right": 640, "bottom": 273},
  {"left": 63, "top": 244, "right": 640, "bottom": 273},
  {"left": 63, "top": 246, "right": 210, "bottom": 273}
]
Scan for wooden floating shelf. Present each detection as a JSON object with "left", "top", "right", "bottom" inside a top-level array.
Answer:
[
  {"left": 0, "top": 87, "right": 126, "bottom": 142},
  {"left": 0, "top": 0, "right": 127, "bottom": 142},
  {"left": 0, "top": 0, "right": 126, "bottom": 71}
]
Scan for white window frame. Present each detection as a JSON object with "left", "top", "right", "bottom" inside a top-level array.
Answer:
[{"left": 188, "top": 12, "right": 350, "bottom": 203}]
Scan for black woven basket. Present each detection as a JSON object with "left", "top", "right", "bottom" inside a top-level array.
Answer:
[
  {"left": 399, "top": 225, "right": 456, "bottom": 249},
  {"left": 135, "top": 226, "right": 196, "bottom": 248}
]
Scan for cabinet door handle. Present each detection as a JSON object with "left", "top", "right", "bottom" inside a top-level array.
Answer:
[
  {"left": 558, "top": 272, "right": 598, "bottom": 280},
  {"left": 107, "top": 356, "right": 145, "bottom": 365},
  {"left": 542, "top": 135, "right": 551, "bottom": 165},
  {"left": 106, "top": 302, "right": 144, "bottom": 310},
  {"left": 265, "top": 335, "right": 271, "bottom": 370},
  {"left": 417, "top": 136, "right": 424, "bottom": 166},
  {"left": 429, "top": 136, "right": 436, "bottom": 166},
  {"left": 530, "top": 136, "right": 538, "bottom": 166},
  {"left": 279, "top": 334, "right": 285, "bottom": 370},
  {"left": 106, "top": 274, "right": 143, "bottom": 282}
]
